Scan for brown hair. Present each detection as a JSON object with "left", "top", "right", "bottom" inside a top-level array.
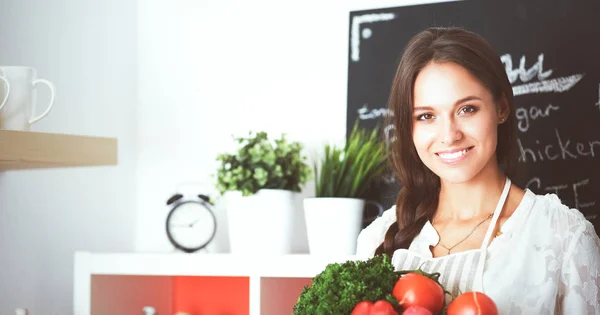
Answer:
[{"left": 376, "top": 26, "right": 518, "bottom": 256}]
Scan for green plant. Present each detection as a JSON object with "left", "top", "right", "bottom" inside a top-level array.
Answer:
[
  {"left": 292, "top": 254, "right": 455, "bottom": 315},
  {"left": 215, "top": 131, "right": 312, "bottom": 196},
  {"left": 292, "top": 254, "right": 401, "bottom": 314},
  {"left": 314, "top": 121, "right": 388, "bottom": 198}
]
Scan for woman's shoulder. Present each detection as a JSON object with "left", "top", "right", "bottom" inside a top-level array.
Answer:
[
  {"left": 528, "top": 191, "right": 590, "bottom": 227},
  {"left": 524, "top": 190, "right": 597, "bottom": 242},
  {"left": 529, "top": 191, "right": 600, "bottom": 281},
  {"left": 355, "top": 206, "right": 397, "bottom": 258}
]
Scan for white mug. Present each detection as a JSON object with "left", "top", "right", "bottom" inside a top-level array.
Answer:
[
  {"left": 0, "top": 75, "right": 9, "bottom": 112},
  {"left": 0, "top": 66, "right": 55, "bottom": 131}
]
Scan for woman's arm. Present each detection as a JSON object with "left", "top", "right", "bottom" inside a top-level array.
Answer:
[
  {"left": 355, "top": 207, "right": 396, "bottom": 258},
  {"left": 558, "top": 220, "right": 600, "bottom": 314}
]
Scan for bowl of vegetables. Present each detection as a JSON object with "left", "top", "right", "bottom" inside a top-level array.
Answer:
[{"left": 292, "top": 254, "right": 498, "bottom": 315}]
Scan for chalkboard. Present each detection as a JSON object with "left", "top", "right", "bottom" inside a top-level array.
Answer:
[{"left": 347, "top": 0, "right": 600, "bottom": 231}]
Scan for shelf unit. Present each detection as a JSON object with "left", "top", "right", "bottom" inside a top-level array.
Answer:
[
  {"left": 74, "top": 251, "right": 361, "bottom": 315},
  {"left": 0, "top": 130, "right": 117, "bottom": 170}
]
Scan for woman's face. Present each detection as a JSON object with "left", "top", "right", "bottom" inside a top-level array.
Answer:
[{"left": 412, "top": 62, "right": 503, "bottom": 184}]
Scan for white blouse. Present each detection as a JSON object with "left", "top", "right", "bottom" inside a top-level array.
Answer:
[{"left": 356, "top": 187, "right": 600, "bottom": 314}]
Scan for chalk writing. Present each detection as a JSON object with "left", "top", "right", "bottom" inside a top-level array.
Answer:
[
  {"left": 512, "top": 74, "right": 584, "bottom": 96},
  {"left": 357, "top": 104, "right": 392, "bottom": 120},
  {"left": 516, "top": 104, "right": 560, "bottom": 132},
  {"left": 596, "top": 83, "right": 600, "bottom": 110},
  {"left": 517, "top": 129, "right": 600, "bottom": 163},
  {"left": 384, "top": 123, "right": 396, "bottom": 145},
  {"left": 351, "top": 13, "right": 396, "bottom": 62},
  {"left": 501, "top": 53, "right": 553, "bottom": 84},
  {"left": 526, "top": 177, "right": 596, "bottom": 210},
  {"left": 362, "top": 28, "right": 373, "bottom": 39},
  {"left": 500, "top": 53, "right": 584, "bottom": 96},
  {"left": 381, "top": 173, "right": 396, "bottom": 184}
]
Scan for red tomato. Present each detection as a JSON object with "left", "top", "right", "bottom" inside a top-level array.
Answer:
[
  {"left": 352, "top": 301, "right": 374, "bottom": 315},
  {"left": 447, "top": 291, "right": 498, "bottom": 315},
  {"left": 402, "top": 306, "right": 433, "bottom": 315},
  {"left": 392, "top": 273, "right": 445, "bottom": 314},
  {"left": 351, "top": 300, "right": 399, "bottom": 315},
  {"left": 371, "top": 300, "right": 399, "bottom": 315}
]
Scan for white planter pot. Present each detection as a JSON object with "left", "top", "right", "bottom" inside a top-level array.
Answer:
[
  {"left": 303, "top": 197, "right": 383, "bottom": 255},
  {"left": 225, "top": 189, "right": 295, "bottom": 255}
]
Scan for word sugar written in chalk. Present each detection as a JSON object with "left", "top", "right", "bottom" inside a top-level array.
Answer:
[
  {"left": 516, "top": 104, "right": 560, "bottom": 133},
  {"left": 518, "top": 129, "right": 600, "bottom": 163}
]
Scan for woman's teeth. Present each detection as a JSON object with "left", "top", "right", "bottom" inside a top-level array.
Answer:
[{"left": 438, "top": 148, "right": 470, "bottom": 159}]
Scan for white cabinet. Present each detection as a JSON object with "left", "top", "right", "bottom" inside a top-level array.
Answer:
[{"left": 73, "top": 252, "right": 359, "bottom": 315}]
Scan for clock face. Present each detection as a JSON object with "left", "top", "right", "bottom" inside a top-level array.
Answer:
[{"left": 167, "top": 201, "right": 216, "bottom": 252}]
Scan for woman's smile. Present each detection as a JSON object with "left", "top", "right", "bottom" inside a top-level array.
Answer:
[{"left": 436, "top": 146, "right": 474, "bottom": 164}]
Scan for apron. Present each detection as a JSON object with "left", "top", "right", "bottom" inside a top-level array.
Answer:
[{"left": 391, "top": 177, "right": 512, "bottom": 297}]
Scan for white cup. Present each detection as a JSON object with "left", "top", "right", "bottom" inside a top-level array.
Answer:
[
  {"left": 0, "top": 75, "right": 9, "bottom": 112},
  {"left": 0, "top": 66, "right": 55, "bottom": 131}
]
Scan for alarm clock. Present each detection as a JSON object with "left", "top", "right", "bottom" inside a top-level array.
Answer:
[{"left": 165, "top": 193, "right": 217, "bottom": 253}]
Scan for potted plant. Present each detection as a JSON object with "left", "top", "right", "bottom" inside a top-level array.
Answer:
[
  {"left": 304, "top": 121, "right": 388, "bottom": 255},
  {"left": 215, "top": 131, "right": 311, "bottom": 255}
]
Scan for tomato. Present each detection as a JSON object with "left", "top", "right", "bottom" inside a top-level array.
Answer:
[
  {"left": 352, "top": 301, "right": 374, "bottom": 315},
  {"left": 371, "top": 300, "right": 399, "bottom": 315},
  {"left": 351, "top": 300, "right": 399, "bottom": 315},
  {"left": 402, "top": 306, "right": 433, "bottom": 315},
  {"left": 446, "top": 291, "right": 498, "bottom": 315},
  {"left": 392, "top": 273, "right": 445, "bottom": 314}
]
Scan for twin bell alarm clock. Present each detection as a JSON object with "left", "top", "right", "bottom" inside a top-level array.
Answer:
[{"left": 165, "top": 192, "right": 217, "bottom": 253}]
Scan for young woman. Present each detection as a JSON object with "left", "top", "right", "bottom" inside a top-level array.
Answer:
[{"left": 356, "top": 27, "right": 600, "bottom": 314}]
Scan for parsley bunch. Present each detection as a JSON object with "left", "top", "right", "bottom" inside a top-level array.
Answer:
[{"left": 292, "top": 254, "right": 400, "bottom": 314}]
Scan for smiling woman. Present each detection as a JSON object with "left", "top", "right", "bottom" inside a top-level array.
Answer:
[{"left": 355, "top": 26, "right": 600, "bottom": 314}]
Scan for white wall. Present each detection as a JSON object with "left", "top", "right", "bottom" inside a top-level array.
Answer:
[
  {"left": 0, "top": 0, "right": 458, "bottom": 313},
  {"left": 135, "top": 0, "right": 454, "bottom": 254},
  {"left": 0, "top": 0, "right": 138, "bottom": 314}
]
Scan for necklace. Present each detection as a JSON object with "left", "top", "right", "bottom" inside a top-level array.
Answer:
[{"left": 438, "top": 213, "right": 494, "bottom": 255}]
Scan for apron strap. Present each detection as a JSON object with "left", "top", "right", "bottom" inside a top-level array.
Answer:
[{"left": 473, "top": 177, "right": 511, "bottom": 292}]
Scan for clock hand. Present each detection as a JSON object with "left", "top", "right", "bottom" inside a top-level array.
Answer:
[
  {"left": 170, "top": 223, "right": 192, "bottom": 228},
  {"left": 171, "top": 219, "right": 201, "bottom": 228}
]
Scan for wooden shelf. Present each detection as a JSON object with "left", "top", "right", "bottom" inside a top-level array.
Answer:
[{"left": 0, "top": 130, "right": 117, "bottom": 170}]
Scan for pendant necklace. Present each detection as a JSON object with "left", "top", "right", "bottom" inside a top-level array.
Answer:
[{"left": 438, "top": 212, "right": 494, "bottom": 255}]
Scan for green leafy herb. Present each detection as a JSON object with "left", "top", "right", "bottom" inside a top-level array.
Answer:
[
  {"left": 292, "top": 254, "right": 400, "bottom": 315},
  {"left": 214, "top": 131, "right": 312, "bottom": 196},
  {"left": 314, "top": 120, "right": 389, "bottom": 198}
]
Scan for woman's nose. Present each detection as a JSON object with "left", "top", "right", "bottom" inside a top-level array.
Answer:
[{"left": 440, "top": 118, "right": 463, "bottom": 145}]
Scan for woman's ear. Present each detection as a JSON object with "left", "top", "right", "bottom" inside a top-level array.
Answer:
[{"left": 498, "top": 94, "right": 511, "bottom": 122}]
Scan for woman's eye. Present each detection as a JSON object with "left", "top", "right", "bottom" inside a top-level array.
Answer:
[
  {"left": 459, "top": 105, "right": 477, "bottom": 114},
  {"left": 417, "top": 113, "right": 434, "bottom": 121}
]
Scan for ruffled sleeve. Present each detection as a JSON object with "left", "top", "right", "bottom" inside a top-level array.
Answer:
[
  {"left": 355, "top": 206, "right": 397, "bottom": 258},
  {"left": 558, "top": 217, "right": 600, "bottom": 314}
]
